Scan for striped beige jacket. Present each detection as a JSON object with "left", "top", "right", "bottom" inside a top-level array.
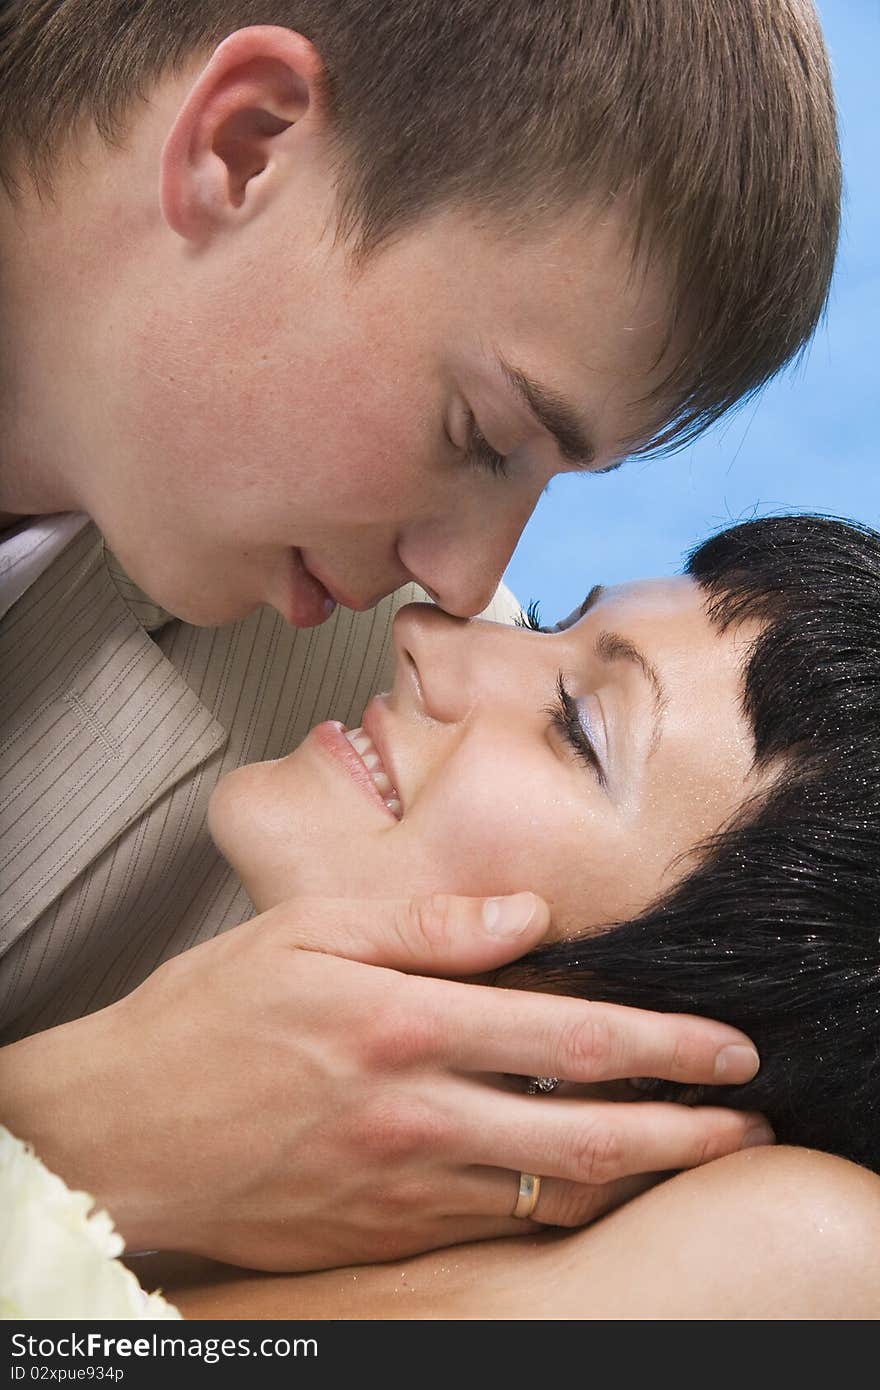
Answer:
[{"left": 0, "top": 523, "right": 519, "bottom": 1043}]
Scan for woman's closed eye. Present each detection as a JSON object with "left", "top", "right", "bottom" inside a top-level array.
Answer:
[
  {"left": 515, "top": 596, "right": 608, "bottom": 785},
  {"left": 548, "top": 672, "right": 607, "bottom": 786}
]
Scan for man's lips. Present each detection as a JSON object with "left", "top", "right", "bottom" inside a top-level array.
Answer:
[
  {"left": 284, "top": 548, "right": 337, "bottom": 627},
  {"left": 299, "top": 553, "right": 388, "bottom": 613}
]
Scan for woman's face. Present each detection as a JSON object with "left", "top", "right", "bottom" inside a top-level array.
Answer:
[{"left": 209, "top": 580, "right": 767, "bottom": 941}]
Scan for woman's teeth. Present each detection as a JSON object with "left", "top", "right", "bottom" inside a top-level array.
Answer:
[{"left": 344, "top": 727, "right": 402, "bottom": 818}]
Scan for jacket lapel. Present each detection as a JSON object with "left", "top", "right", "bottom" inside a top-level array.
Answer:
[{"left": 0, "top": 524, "right": 226, "bottom": 958}]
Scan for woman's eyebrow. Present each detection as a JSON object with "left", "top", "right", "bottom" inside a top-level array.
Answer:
[
  {"left": 495, "top": 353, "right": 597, "bottom": 469},
  {"left": 594, "top": 630, "right": 668, "bottom": 758},
  {"left": 549, "top": 583, "right": 604, "bottom": 633}
]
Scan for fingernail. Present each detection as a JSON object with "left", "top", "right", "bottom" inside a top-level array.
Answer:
[
  {"left": 483, "top": 892, "right": 537, "bottom": 935},
  {"left": 714, "top": 1044, "right": 760, "bottom": 1083},
  {"left": 741, "top": 1122, "right": 775, "bottom": 1149}
]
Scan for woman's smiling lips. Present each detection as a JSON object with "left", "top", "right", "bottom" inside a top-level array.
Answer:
[
  {"left": 361, "top": 694, "right": 401, "bottom": 801},
  {"left": 310, "top": 720, "right": 402, "bottom": 819}
]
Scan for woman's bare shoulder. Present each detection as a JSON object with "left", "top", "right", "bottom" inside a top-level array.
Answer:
[
  {"left": 548, "top": 1145, "right": 880, "bottom": 1320},
  {"left": 655, "top": 1142, "right": 880, "bottom": 1216}
]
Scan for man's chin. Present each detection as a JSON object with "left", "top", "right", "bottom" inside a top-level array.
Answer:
[
  {"left": 127, "top": 566, "right": 263, "bottom": 628},
  {"left": 175, "top": 595, "right": 263, "bottom": 627}
]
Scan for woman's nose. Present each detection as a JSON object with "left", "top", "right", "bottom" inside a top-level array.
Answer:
[
  {"left": 391, "top": 604, "right": 465, "bottom": 723},
  {"left": 391, "top": 602, "right": 538, "bottom": 726}
]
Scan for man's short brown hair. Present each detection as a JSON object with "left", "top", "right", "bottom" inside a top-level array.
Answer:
[{"left": 0, "top": 1, "right": 841, "bottom": 453}]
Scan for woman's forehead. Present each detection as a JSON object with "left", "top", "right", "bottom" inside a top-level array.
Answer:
[
  {"left": 563, "top": 573, "right": 700, "bottom": 631},
  {"left": 565, "top": 572, "right": 756, "bottom": 703}
]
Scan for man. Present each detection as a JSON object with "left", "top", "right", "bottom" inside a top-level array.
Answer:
[{"left": 0, "top": 2, "right": 840, "bottom": 1272}]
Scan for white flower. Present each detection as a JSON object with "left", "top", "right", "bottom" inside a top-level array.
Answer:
[{"left": 0, "top": 1126, "right": 181, "bottom": 1320}]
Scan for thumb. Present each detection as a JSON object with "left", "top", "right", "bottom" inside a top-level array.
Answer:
[
  {"left": 386, "top": 891, "right": 552, "bottom": 975},
  {"left": 257, "top": 890, "right": 551, "bottom": 975}
]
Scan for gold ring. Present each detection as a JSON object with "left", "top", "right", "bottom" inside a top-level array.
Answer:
[{"left": 512, "top": 1171, "right": 542, "bottom": 1219}]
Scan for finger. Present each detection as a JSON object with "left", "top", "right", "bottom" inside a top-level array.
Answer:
[
  {"left": 449, "top": 1165, "right": 657, "bottom": 1226},
  {"left": 452, "top": 1094, "right": 774, "bottom": 1187},
  {"left": 257, "top": 891, "right": 552, "bottom": 974},
  {"left": 379, "top": 1171, "right": 663, "bottom": 1254},
  {"left": 526, "top": 1171, "right": 659, "bottom": 1227},
  {"left": 421, "top": 1171, "right": 658, "bottom": 1247},
  {"left": 414, "top": 981, "right": 761, "bottom": 1085}
]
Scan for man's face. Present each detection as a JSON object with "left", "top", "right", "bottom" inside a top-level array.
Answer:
[{"left": 87, "top": 197, "right": 674, "bottom": 626}]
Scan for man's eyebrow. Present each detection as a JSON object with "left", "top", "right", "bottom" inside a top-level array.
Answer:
[
  {"left": 595, "top": 630, "right": 668, "bottom": 758},
  {"left": 495, "top": 353, "right": 597, "bottom": 470}
]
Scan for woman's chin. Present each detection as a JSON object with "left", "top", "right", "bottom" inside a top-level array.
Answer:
[
  {"left": 207, "top": 752, "right": 372, "bottom": 908},
  {"left": 208, "top": 715, "right": 421, "bottom": 908}
]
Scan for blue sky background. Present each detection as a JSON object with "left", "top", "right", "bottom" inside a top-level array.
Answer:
[{"left": 504, "top": 1, "right": 879, "bottom": 621}]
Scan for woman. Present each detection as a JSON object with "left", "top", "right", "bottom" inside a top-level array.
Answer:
[{"left": 147, "top": 514, "right": 880, "bottom": 1317}]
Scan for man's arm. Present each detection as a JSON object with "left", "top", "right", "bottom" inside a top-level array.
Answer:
[{"left": 0, "top": 892, "right": 767, "bottom": 1272}]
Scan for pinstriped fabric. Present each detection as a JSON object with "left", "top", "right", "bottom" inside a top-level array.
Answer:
[
  {"left": 0, "top": 514, "right": 87, "bottom": 621},
  {"left": 0, "top": 524, "right": 521, "bottom": 1043}
]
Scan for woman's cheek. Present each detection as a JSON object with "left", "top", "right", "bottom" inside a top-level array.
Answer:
[{"left": 400, "top": 778, "right": 569, "bottom": 899}]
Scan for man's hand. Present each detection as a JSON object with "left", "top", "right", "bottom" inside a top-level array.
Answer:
[{"left": 0, "top": 893, "right": 768, "bottom": 1271}]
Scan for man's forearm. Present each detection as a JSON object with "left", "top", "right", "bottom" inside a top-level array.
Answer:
[{"left": 0, "top": 1010, "right": 147, "bottom": 1235}]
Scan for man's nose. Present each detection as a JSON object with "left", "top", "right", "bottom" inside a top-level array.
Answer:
[
  {"left": 398, "top": 511, "right": 529, "bottom": 619},
  {"left": 428, "top": 564, "right": 503, "bottom": 620}
]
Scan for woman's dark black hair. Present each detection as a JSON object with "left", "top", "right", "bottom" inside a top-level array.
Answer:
[{"left": 507, "top": 514, "right": 880, "bottom": 1172}]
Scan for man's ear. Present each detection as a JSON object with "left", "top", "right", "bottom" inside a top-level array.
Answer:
[{"left": 160, "top": 25, "right": 325, "bottom": 242}]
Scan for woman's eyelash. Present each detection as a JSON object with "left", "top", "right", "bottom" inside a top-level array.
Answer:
[
  {"left": 464, "top": 413, "right": 509, "bottom": 478},
  {"left": 547, "top": 672, "right": 606, "bottom": 786},
  {"left": 515, "top": 600, "right": 548, "bottom": 633}
]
